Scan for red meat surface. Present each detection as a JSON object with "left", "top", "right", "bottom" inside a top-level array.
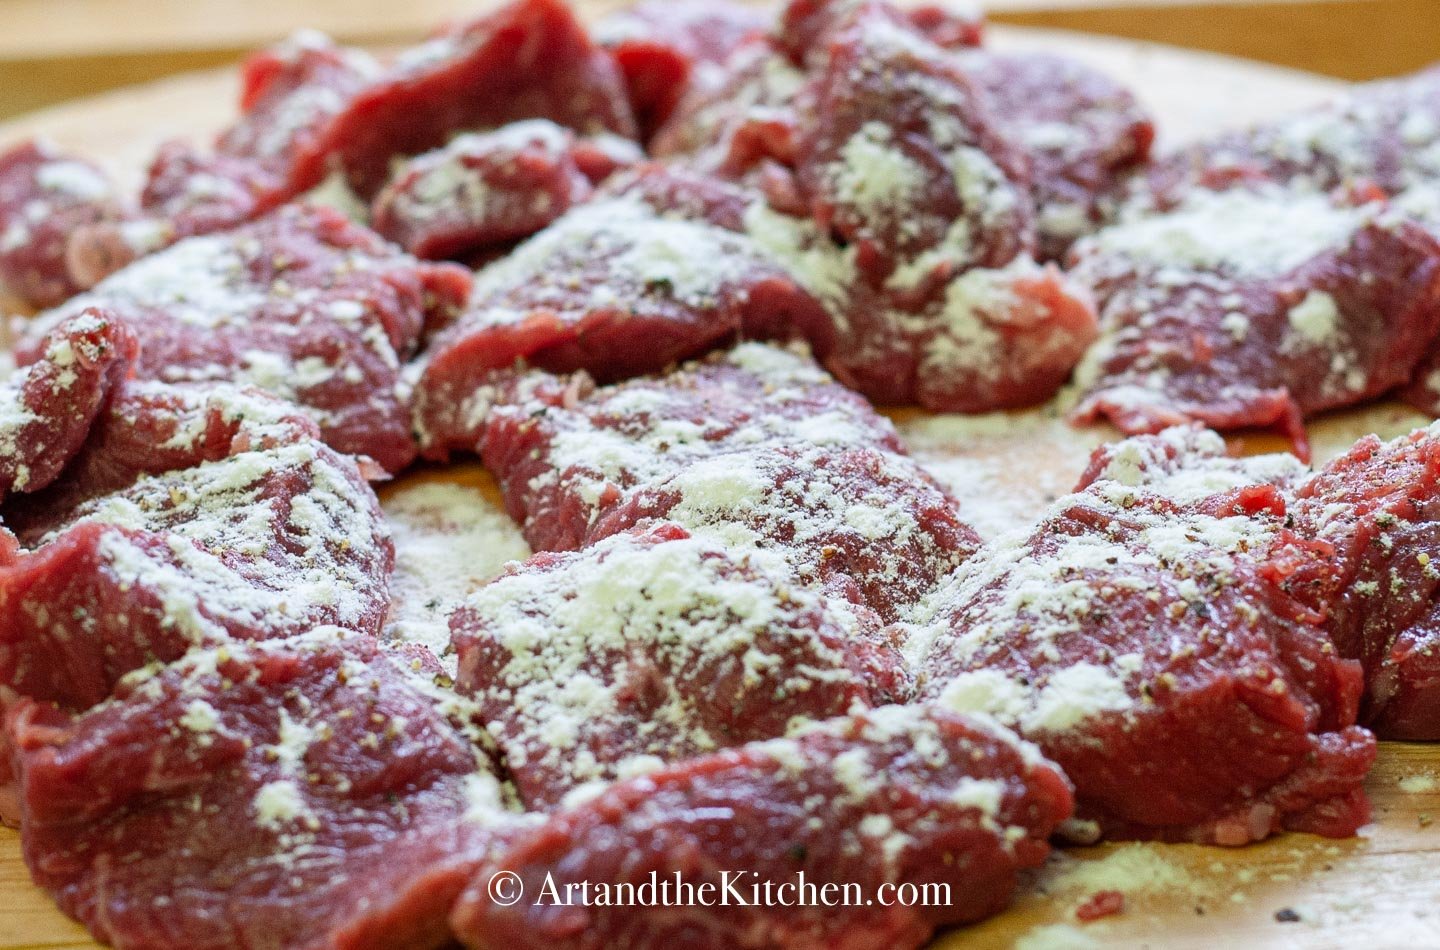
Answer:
[
  {"left": 372, "top": 120, "right": 641, "bottom": 260},
  {"left": 915, "top": 461, "right": 1375, "bottom": 844},
  {"left": 452, "top": 705, "right": 1072, "bottom": 950},
  {"left": 474, "top": 343, "right": 902, "bottom": 551},
  {"left": 0, "top": 311, "right": 135, "bottom": 503},
  {"left": 450, "top": 521, "right": 907, "bottom": 809},
  {"left": 588, "top": 443, "right": 982, "bottom": 623},
  {"left": 330, "top": 0, "right": 637, "bottom": 197},
  {"left": 1073, "top": 424, "right": 1308, "bottom": 500},
  {"left": 956, "top": 50, "right": 1155, "bottom": 260},
  {"left": 1069, "top": 187, "right": 1440, "bottom": 459},
  {"left": 597, "top": 0, "right": 768, "bottom": 138},
  {"left": 0, "top": 432, "right": 391, "bottom": 712},
  {"left": 776, "top": 0, "right": 982, "bottom": 70},
  {"left": 10, "top": 633, "right": 522, "bottom": 950},
  {"left": 22, "top": 204, "right": 471, "bottom": 472},
  {"left": 0, "top": 141, "right": 130, "bottom": 309},
  {"left": 412, "top": 170, "right": 830, "bottom": 430}
]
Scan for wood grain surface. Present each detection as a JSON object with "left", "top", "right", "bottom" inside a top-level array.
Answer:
[{"left": 0, "top": 19, "right": 1436, "bottom": 950}]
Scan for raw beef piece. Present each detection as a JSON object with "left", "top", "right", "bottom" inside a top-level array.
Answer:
[
  {"left": 0, "top": 311, "right": 135, "bottom": 503},
  {"left": 2, "top": 380, "right": 319, "bottom": 541},
  {"left": 371, "top": 120, "right": 641, "bottom": 260},
  {"left": 476, "top": 343, "right": 902, "bottom": 550},
  {"left": 0, "top": 434, "right": 391, "bottom": 711},
  {"left": 412, "top": 177, "right": 830, "bottom": 426},
  {"left": 912, "top": 469, "right": 1375, "bottom": 844},
  {"left": 10, "top": 631, "right": 525, "bottom": 950},
  {"left": 776, "top": 0, "right": 983, "bottom": 70},
  {"left": 0, "top": 141, "right": 130, "bottom": 309},
  {"left": 452, "top": 705, "right": 1072, "bottom": 950},
  {"left": 330, "top": 0, "right": 637, "bottom": 197},
  {"left": 1074, "top": 425, "right": 1308, "bottom": 501},
  {"left": 596, "top": 0, "right": 768, "bottom": 138},
  {"left": 956, "top": 50, "right": 1155, "bottom": 260},
  {"left": 24, "top": 204, "right": 472, "bottom": 472},
  {"left": 1279, "top": 423, "right": 1440, "bottom": 739},
  {"left": 450, "top": 522, "right": 907, "bottom": 808},
  {"left": 588, "top": 443, "right": 982, "bottom": 622},
  {"left": 1069, "top": 187, "right": 1440, "bottom": 459}
]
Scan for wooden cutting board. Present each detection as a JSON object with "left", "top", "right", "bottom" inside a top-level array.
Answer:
[{"left": 1, "top": 21, "right": 1438, "bottom": 950}]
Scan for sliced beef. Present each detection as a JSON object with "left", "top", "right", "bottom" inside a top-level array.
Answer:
[
  {"left": 1069, "top": 187, "right": 1440, "bottom": 459},
  {"left": 452, "top": 704, "right": 1071, "bottom": 950},
  {"left": 473, "top": 343, "right": 902, "bottom": 551},
  {"left": 10, "top": 632, "right": 523, "bottom": 950},
  {"left": 913, "top": 462, "right": 1375, "bottom": 844},
  {"left": 0, "top": 141, "right": 131, "bottom": 309},
  {"left": 330, "top": 0, "right": 637, "bottom": 197},
  {"left": 588, "top": 442, "right": 981, "bottom": 622},
  {"left": 371, "top": 120, "right": 641, "bottom": 260},
  {"left": 451, "top": 521, "right": 907, "bottom": 808},
  {"left": 25, "top": 204, "right": 472, "bottom": 472},
  {"left": 0, "top": 429, "right": 391, "bottom": 711},
  {"left": 0, "top": 310, "right": 135, "bottom": 503}
]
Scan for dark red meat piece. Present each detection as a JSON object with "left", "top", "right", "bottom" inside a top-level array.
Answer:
[
  {"left": 588, "top": 442, "right": 981, "bottom": 623},
  {"left": 776, "top": 0, "right": 982, "bottom": 70},
  {"left": 23, "top": 204, "right": 471, "bottom": 472},
  {"left": 450, "top": 521, "right": 907, "bottom": 808},
  {"left": 10, "top": 633, "right": 521, "bottom": 950},
  {"left": 0, "top": 310, "right": 135, "bottom": 503},
  {"left": 956, "top": 50, "right": 1155, "bottom": 260},
  {"left": 0, "top": 431, "right": 391, "bottom": 711},
  {"left": 1069, "top": 187, "right": 1440, "bottom": 460},
  {"left": 474, "top": 343, "right": 902, "bottom": 551},
  {"left": 597, "top": 0, "right": 768, "bottom": 138},
  {"left": 914, "top": 465, "right": 1375, "bottom": 844},
  {"left": 330, "top": 0, "right": 637, "bottom": 197},
  {"left": 0, "top": 141, "right": 130, "bottom": 309},
  {"left": 371, "top": 120, "right": 641, "bottom": 260},
  {"left": 452, "top": 705, "right": 1073, "bottom": 950}
]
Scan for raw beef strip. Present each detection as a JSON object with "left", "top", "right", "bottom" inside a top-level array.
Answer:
[
  {"left": 596, "top": 0, "right": 767, "bottom": 138},
  {"left": 0, "top": 434, "right": 391, "bottom": 711},
  {"left": 0, "top": 311, "right": 135, "bottom": 503},
  {"left": 330, "top": 0, "right": 637, "bottom": 197},
  {"left": 475, "top": 343, "right": 902, "bottom": 550},
  {"left": 450, "top": 522, "right": 907, "bottom": 808},
  {"left": 912, "top": 468, "right": 1375, "bottom": 844},
  {"left": 1069, "top": 187, "right": 1440, "bottom": 459},
  {"left": 25, "top": 204, "right": 472, "bottom": 472},
  {"left": 0, "top": 141, "right": 130, "bottom": 309},
  {"left": 371, "top": 120, "right": 641, "bottom": 260},
  {"left": 956, "top": 50, "right": 1155, "bottom": 260},
  {"left": 412, "top": 177, "right": 830, "bottom": 427},
  {"left": 452, "top": 705, "right": 1072, "bottom": 950},
  {"left": 1280, "top": 423, "right": 1440, "bottom": 739},
  {"left": 10, "top": 632, "right": 525, "bottom": 950},
  {"left": 588, "top": 442, "right": 982, "bottom": 622},
  {"left": 2, "top": 380, "right": 320, "bottom": 541}
]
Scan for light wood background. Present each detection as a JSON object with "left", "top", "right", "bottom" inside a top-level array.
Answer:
[{"left": 0, "top": 4, "right": 1437, "bottom": 950}]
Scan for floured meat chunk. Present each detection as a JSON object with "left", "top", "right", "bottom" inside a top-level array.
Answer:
[
  {"left": 912, "top": 463, "right": 1375, "bottom": 844},
  {"left": 0, "top": 428, "right": 391, "bottom": 711},
  {"left": 452, "top": 705, "right": 1072, "bottom": 950},
  {"left": 372, "top": 120, "right": 641, "bottom": 260},
  {"left": 475, "top": 343, "right": 902, "bottom": 551},
  {"left": 588, "top": 443, "right": 981, "bottom": 622},
  {"left": 0, "top": 141, "right": 130, "bottom": 309},
  {"left": 330, "top": 0, "right": 637, "bottom": 197},
  {"left": 776, "top": 0, "right": 982, "bottom": 70},
  {"left": 956, "top": 50, "right": 1155, "bottom": 260},
  {"left": 0, "top": 311, "right": 135, "bottom": 503},
  {"left": 1069, "top": 187, "right": 1440, "bottom": 459},
  {"left": 413, "top": 174, "right": 830, "bottom": 433},
  {"left": 25, "top": 204, "right": 472, "bottom": 472},
  {"left": 1074, "top": 425, "right": 1308, "bottom": 499},
  {"left": 596, "top": 0, "right": 768, "bottom": 138},
  {"left": 450, "top": 522, "right": 907, "bottom": 808},
  {"left": 10, "top": 632, "right": 524, "bottom": 950}
]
